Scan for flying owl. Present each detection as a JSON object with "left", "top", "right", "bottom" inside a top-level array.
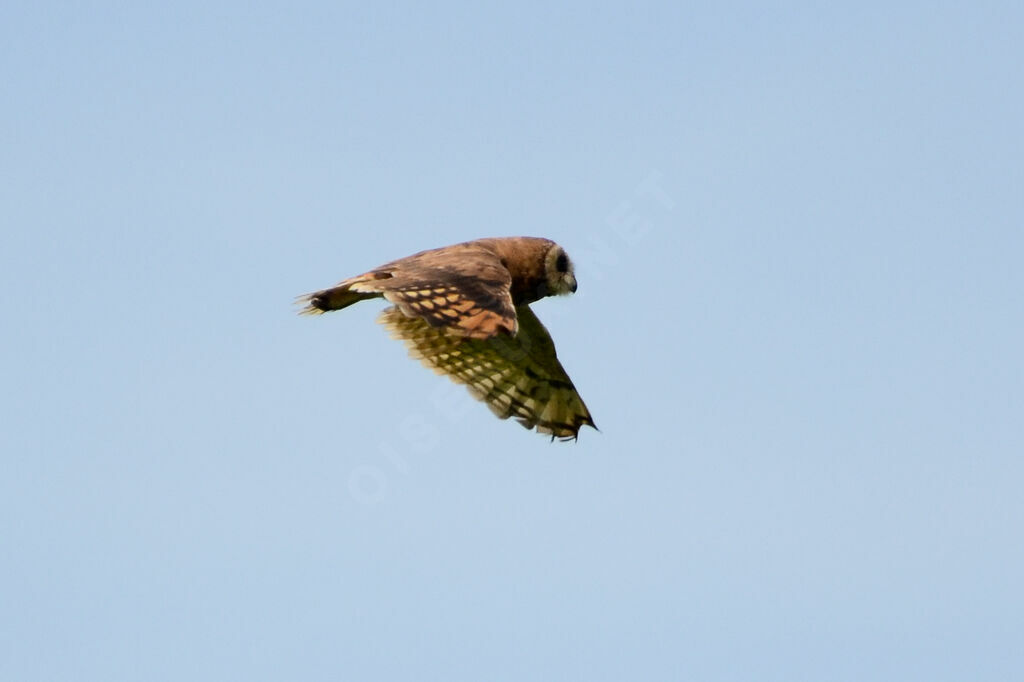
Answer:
[{"left": 297, "top": 237, "right": 596, "bottom": 440}]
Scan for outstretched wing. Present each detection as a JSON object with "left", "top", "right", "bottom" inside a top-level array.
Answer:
[
  {"left": 379, "top": 304, "right": 596, "bottom": 440},
  {"left": 297, "top": 241, "right": 517, "bottom": 339}
]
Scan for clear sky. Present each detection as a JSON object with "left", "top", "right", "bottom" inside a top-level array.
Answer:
[{"left": 3, "top": 2, "right": 1022, "bottom": 680}]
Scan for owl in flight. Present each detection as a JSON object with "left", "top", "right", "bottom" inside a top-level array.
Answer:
[{"left": 297, "top": 237, "right": 596, "bottom": 441}]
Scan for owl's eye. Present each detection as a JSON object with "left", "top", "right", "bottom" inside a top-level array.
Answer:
[{"left": 555, "top": 252, "right": 569, "bottom": 273}]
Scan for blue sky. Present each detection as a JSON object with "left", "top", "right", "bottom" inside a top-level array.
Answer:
[{"left": 3, "top": 2, "right": 1022, "bottom": 680}]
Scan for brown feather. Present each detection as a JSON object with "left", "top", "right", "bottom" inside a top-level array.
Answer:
[
  {"left": 378, "top": 304, "right": 596, "bottom": 440},
  {"left": 297, "top": 236, "right": 595, "bottom": 440}
]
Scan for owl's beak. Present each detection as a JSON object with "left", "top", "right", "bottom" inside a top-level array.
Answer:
[{"left": 568, "top": 276, "right": 578, "bottom": 293}]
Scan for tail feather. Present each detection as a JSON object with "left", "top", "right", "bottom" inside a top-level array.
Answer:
[{"left": 296, "top": 281, "right": 378, "bottom": 315}]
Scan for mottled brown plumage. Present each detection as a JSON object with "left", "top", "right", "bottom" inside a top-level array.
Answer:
[{"left": 297, "top": 237, "right": 595, "bottom": 440}]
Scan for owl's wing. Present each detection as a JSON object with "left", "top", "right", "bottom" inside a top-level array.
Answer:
[
  {"left": 298, "top": 242, "right": 517, "bottom": 340},
  {"left": 379, "top": 304, "right": 596, "bottom": 440}
]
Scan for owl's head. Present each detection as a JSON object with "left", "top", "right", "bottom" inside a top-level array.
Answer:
[{"left": 543, "top": 244, "right": 578, "bottom": 296}]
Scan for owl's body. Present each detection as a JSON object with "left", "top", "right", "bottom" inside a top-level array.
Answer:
[{"left": 299, "top": 237, "right": 595, "bottom": 440}]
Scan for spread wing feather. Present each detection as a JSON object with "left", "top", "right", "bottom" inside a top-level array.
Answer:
[{"left": 379, "top": 304, "right": 596, "bottom": 440}]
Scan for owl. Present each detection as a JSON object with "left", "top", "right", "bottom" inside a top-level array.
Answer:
[{"left": 297, "top": 237, "right": 596, "bottom": 440}]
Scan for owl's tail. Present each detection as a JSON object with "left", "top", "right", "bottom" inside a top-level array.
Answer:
[{"left": 295, "top": 279, "right": 380, "bottom": 315}]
